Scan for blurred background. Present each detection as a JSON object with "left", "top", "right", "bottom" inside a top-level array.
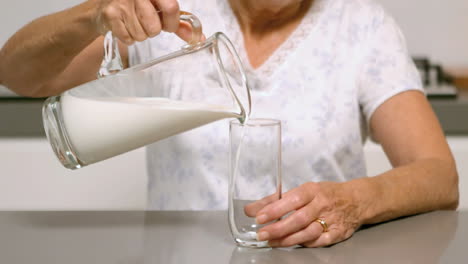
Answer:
[{"left": 0, "top": 0, "right": 467, "bottom": 210}]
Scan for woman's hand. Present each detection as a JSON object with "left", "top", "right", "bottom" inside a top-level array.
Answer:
[
  {"left": 248, "top": 181, "right": 364, "bottom": 247},
  {"left": 94, "top": 0, "right": 192, "bottom": 44}
]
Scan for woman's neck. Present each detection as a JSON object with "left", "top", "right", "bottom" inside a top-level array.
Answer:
[{"left": 228, "top": 0, "right": 314, "bottom": 35}]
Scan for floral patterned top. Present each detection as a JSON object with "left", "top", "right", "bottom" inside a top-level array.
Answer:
[{"left": 129, "top": 0, "right": 423, "bottom": 210}]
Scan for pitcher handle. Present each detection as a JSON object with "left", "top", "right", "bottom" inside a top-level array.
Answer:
[{"left": 98, "top": 11, "right": 203, "bottom": 78}]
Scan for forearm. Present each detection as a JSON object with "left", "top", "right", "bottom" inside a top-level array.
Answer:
[
  {"left": 349, "top": 157, "right": 459, "bottom": 226},
  {"left": 0, "top": 0, "right": 99, "bottom": 96}
]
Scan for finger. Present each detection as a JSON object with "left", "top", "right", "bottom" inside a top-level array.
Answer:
[
  {"left": 122, "top": 7, "right": 148, "bottom": 42},
  {"left": 304, "top": 224, "right": 355, "bottom": 248},
  {"left": 302, "top": 228, "right": 341, "bottom": 248},
  {"left": 110, "top": 19, "right": 134, "bottom": 45},
  {"left": 174, "top": 21, "right": 194, "bottom": 43},
  {"left": 135, "top": 0, "right": 162, "bottom": 37},
  {"left": 268, "top": 220, "right": 324, "bottom": 248},
  {"left": 244, "top": 192, "right": 280, "bottom": 217},
  {"left": 256, "top": 202, "right": 321, "bottom": 241},
  {"left": 96, "top": 4, "right": 115, "bottom": 35},
  {"left": 153, "top": 0, "right": 180, "bottom": 32},
  {"left": 256, "top": 187, "right": 315, "bottom": 225}
]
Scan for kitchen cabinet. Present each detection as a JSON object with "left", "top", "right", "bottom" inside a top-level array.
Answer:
[
  {"left": 0, "top": 137, "right": 466, "bottom": 210},
  {"left": 0, "top": 138, "right": 147, "bottom": 210},
  {"left": 365, "top": 137, "right": 468, "bottom": 210}
]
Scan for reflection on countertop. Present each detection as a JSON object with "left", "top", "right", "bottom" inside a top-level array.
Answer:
[{"left": 0, "top": 211, "right": 465, "bottom": 264}]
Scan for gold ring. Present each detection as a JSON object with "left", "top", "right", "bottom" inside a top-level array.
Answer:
[{"left": 315, "top": 218, "right": 328, "bottom": 232}]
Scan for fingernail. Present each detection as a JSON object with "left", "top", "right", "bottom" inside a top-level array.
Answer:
[
  {"left": 256, "top": 214, "right": 268, "bottom": 224},
  {"left": 268, "top": 240, "right": 279, "bottom": 247},
  {"left": 257, "top": 231, "right": 270, "bottom": 241}
]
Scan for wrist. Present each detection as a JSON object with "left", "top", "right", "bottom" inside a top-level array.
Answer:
[
  {"left": 342, "top": 177, "right": 380, "bottom": 226},
  {"left": 68, "top": 0, "right": 102, "bottom": 39}
]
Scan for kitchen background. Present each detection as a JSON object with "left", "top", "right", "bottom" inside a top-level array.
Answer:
[{"left": 0, "top": 0, "right": 467, "bottom": 210}]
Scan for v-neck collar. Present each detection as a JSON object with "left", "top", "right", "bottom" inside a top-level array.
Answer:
[{"left": 217, "top": 0, "right": 329, "bottom": 88}]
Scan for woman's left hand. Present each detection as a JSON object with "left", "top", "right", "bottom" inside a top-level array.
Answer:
[{"left": 246, "top": 181, "right": 364, "bottom": 247}]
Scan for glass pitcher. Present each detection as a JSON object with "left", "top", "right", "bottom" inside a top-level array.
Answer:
[{"left": 42, "top": 12, "right": 251, "bottom": 170}]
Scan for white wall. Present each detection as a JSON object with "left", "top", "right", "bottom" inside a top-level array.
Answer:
[
  {"left": 0, "top": 0, "right": 82, "bottom": 45},
  {"left": 376, "top": 0, "right": 468, "bottom": 68},
  {"left": 0, "top": 0, "right": 466, "bottom": 66}
]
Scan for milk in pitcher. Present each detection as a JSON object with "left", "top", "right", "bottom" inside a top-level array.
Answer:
[{"left": 60, "top": 94, "right": 240, "bottom": 165}]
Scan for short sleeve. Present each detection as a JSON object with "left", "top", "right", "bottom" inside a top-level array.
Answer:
[{"left": 358, "top": 11, "right": 424, "bottom": 124}]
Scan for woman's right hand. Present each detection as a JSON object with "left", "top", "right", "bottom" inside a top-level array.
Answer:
[{"left": 94, "top": 0, "right": 192, "bottom": 45}]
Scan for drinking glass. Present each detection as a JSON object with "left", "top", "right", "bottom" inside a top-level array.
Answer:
[{"left": 228, "top": 118, "right": 282, "bottom": 248}]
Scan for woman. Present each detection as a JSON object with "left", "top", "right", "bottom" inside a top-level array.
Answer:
[{"left": 0, "top": 0, "right": 458, "bottom": 247}]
